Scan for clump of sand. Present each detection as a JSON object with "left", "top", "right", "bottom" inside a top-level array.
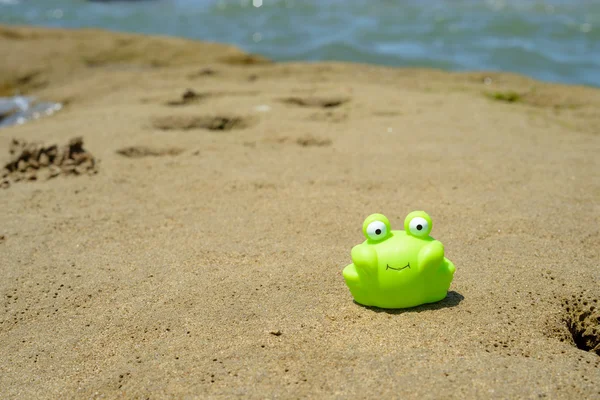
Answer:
[{"left": 1, "top": 136, "right": 97, "bottom": 188}]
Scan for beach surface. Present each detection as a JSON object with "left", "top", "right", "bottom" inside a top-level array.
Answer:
[{"left": 1, "top": 25, "right": 599, "bottom": 399}]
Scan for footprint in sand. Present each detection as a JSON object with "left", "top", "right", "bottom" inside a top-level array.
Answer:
[
  {"left": 165, "top": 89, "right": 209, "bottom": 106},
  {"left": 187, "top": 68, "right": 217, "bottom": 79},
  {"left": 116, "top": 146, "right": 184, "bottom": 158},
  {"left": 142, "top": 88, "right": 261, "bottom": 107},
  {"left": 296, "top": 135, "right": 332, "bottom": 147},
  {"left": 309, "top": 111, "right": 348, "bottom": 123},
  {"left": 163, "top": 89, "right": 260, "bottom": 107},
  {"left": 262, "top": 135, "right": 332, "bottom": 147},
  {"left": 151, "top": 115, "right": 254, "bottom": 131},
  {"left": 280, "top": 96, "right": 349, "bottom": 108},
  {"left": 280, "top": 96, "right": 349, "bottom": 122},
  {"left": 373, "top": 111, "right": 402, "bottom": 117}
]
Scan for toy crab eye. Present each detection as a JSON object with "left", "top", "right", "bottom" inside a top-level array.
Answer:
[
  {"left": 366, "top": 221, "right": 387, "bottom": 241},
  {"left": 409, "top": 217, "right": 429, "bottom": 237}
]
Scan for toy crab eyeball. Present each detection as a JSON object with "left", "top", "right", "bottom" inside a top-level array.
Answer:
[{"left": 342, "top": 211, "right": 456, "bottom": 309}]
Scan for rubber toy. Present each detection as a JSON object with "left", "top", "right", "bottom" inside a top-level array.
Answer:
[{"left": 342, "top": 211, "right": 455, "bottom": 309}]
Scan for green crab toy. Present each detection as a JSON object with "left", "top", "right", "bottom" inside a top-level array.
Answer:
[{"left": 342, "top": 211, "right": 456, "bottom": 309}]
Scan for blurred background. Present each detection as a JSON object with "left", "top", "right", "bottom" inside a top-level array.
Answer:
[{"left": 1, "top": 0, "right": 599, "bottom": 87}]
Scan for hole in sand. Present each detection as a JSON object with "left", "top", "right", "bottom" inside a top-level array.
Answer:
[
  {"left": 280, "top": 96, "right": 349, "bottom": 108},
  {"left": 116, "top": 146, "right": 184, "bottom": 158},
  {"left": 563, "top": 297, "right": 599, "bottom": 355},
  {"left": 165, "top": 89, "right": 208, "bottom": 106},
  {"left": 152, "top": 115, "right": 253, "bottom": 131}
]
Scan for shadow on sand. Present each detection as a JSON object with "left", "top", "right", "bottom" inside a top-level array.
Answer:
[{"left": 355, "top": 290, "right": 464, "bottom": 315}]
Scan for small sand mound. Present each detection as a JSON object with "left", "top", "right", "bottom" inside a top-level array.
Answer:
[{"left": 1, "top": 137, "right": 97, "bottom": 188}]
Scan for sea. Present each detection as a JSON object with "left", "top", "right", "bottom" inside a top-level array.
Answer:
[{"left": 1, "top": 0, "right": 599, "bottom": 87}]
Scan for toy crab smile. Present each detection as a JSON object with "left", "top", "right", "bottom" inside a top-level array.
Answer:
[
  {"left": 342, "top": 211, "right": 456, "bottom": 309},
  {"left": 386, "top": 263, "right": 410, "bottom": 271}
]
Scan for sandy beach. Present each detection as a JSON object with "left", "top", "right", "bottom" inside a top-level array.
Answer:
[{"left": 1, "top": 25, "right": 599, "bottom": 399}]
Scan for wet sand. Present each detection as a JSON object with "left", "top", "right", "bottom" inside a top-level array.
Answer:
[{"left": 1, "top": 25, "right": 599, "bottom": 399}]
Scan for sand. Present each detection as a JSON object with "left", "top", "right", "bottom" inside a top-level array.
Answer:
[{"left": 0, "top": 25, "right": 599, "bottom": 399}]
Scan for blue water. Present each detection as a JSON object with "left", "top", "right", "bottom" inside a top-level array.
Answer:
[{"left": 1, "top": 0, "right": 599, "bottom": 87}]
